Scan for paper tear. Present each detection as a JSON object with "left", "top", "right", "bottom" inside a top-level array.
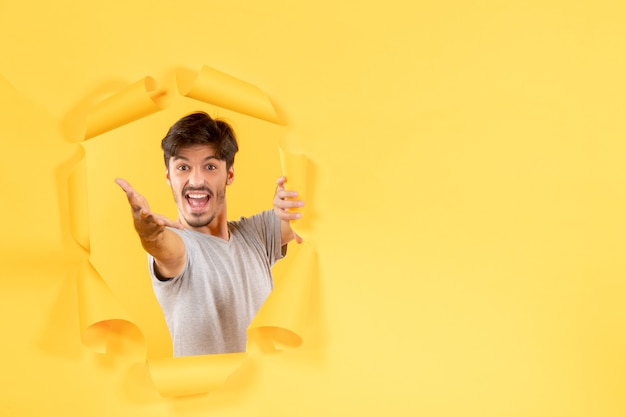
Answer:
[{"left": 71, "top": 65, "right": 316, "bottom": 397}]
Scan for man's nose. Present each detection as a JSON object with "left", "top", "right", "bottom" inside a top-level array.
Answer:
[{"left": 188, "top": 168, "right": 205, "bottom": 187}]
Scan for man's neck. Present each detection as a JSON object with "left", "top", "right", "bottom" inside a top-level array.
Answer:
[{"left": 181, "top": 212, "right": 230, "bottom": 241}]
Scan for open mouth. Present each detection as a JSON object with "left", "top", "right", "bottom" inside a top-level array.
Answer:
[{"left": 185, "top": 191, "right": 211, "bottom": 212}]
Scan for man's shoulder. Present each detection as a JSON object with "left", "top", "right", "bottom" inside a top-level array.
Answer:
[
  {"left": 230, "top": 210, "right": 275, "bottom": 227},
  {"left": 229, "top": 210, "right": 279, "bottom": 240}
]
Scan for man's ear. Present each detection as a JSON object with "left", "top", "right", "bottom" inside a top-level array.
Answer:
[
  {"left": 226, "top": 166, "right": 235, "bottom": 185},
  {"left": 165, "top": 169, "right": 171, "bottom": 186}
]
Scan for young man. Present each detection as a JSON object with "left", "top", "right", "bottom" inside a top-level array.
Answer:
[{"left": 115, "top": 111, "right": 304, "bottom": 357}]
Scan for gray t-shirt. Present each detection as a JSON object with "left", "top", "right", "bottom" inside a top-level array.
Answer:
[{"left": 149, "top": 210, "right": 284, "bottom": 357}]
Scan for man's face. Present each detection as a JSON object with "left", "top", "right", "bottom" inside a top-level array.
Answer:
[{"left": 166, "top": 144, "right": 234, "bottom": 231}]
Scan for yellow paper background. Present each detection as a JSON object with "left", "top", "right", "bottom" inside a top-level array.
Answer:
[{"left": 2, "top": 1, "right": 626, "bottom": 416}]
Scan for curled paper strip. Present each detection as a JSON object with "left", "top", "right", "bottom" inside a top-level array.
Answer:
[
  {"left": 76, "top": 260, "right": 144, "bottom": 357},
  {"left": 248, "top": 242, "right": 317, "bottom": 352},
  {"left": 148, "top": 353, "right": 247, "bottom": 397},
  {"left": 84, "top": 76, "right": 168, "bottom": 140},
  {"left": 177, "top": 65, "right": 283, "bottom": 125}
]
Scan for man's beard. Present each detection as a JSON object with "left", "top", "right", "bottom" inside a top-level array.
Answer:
[
  {"left": 181, "top": 187, "right": 225, "bottom": 228},
  {"left": 185, "top": 212, "right": 216, "bottom": 228}
]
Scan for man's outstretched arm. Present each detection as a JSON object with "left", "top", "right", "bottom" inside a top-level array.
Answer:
[{"left": 115, "top": 178, "right": 187, "bottom": 279}]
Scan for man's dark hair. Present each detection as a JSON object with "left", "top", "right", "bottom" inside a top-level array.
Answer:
[{"left": 161, "top": 111, "right": 239, "bottom": 169}]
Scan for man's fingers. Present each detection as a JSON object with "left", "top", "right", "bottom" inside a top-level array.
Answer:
[
  {"left": 275, "top": 194, "right": 304, "bottom": 208},
  {"left": 116, "top": 178, "right": 143, "bottom": 203},
  {"left": 115, "top": 178, "right": 133, "bottom": 193},
  {"left": 116, "top": 178, "right": 151, "bottom": 212},
  {"left": 280, "top": 211, "right": 302, "bottom": 221},
  {"left": 163, "top": 218, "right": 185, "bottom": 230},
  {"left": 141, "top": 210, "right": 184, "bottom": 230},
  {"left": 277, "top": 189, "right": 299, "bottom": 199},
  {"left": 115, "top": 178, "right": 138, "bottom": 202},
  {"left": 114, "top": 177, "right": 128, "bottom": 188},
  {"left": 284, "top": 199, "right": 305, "bottom": 209},
  {"left": 116, "top": 177, "right": 181, "bottom": 235},
  {"left": 139, "top": 208, "right": 153, "bottom": 220}
]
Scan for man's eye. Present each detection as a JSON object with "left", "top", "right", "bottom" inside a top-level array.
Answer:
[
  {"left": 177, "top": 165, "right": 189, "bottom": 171},
  {"left": 206, "top": 164, "right": 216, "bottom": 170}
]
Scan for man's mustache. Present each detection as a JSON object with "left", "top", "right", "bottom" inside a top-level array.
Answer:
[{"left": 182, "top": 187, "right": 214, "bottom": 197}]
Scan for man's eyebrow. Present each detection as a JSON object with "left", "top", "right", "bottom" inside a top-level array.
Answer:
[{"left": 172, "top": 155, "right": 219, "bottom": 161}]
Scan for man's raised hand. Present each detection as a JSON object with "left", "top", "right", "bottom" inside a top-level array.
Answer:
[
  {"left": 115, "top": 178, "right": 183, "bottom": 241},
  {"left": 273, "top": 176, "right": 305, "bottom": 244}
]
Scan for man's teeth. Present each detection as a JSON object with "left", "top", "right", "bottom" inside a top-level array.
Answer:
[{"left": 188, "top": 193, "right": 207, "bottom": 198}]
